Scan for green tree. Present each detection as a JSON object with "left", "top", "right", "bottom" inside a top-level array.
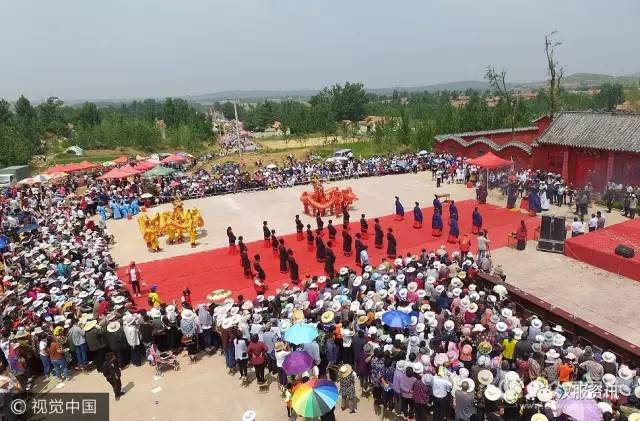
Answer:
[
  {"left": 0, "top": 99, "right": 12, "bottom": 125},
  {"left": 36, "top": 97, "right": 67, "bottom": 135},
  {"left": 330, "top": 82, "right": 368, "bottom": 121},
  {"left": 596, "top": 83, "right": 625, "bottom": 110},
  {"left": 75, "top": 102, "right": 101, "bottom": 128}
]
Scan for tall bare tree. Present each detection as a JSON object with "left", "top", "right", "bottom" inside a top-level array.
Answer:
[
  {"left": 485, "top": 66, "right": 518, "bottom": 139},
  {"left": 545, "top": 31, "right": 564, "bottom": 119}
]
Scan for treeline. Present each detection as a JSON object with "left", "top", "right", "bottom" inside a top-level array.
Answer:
[
  {"left": 0, "top": 96, "right": 212, "bottom": 167},
  {"left": 217, "top": 81, "right": 627, "bottom": 151}
]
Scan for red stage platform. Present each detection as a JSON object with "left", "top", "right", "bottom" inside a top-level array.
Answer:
[
  {"left": 564, "top": 218, "right": 640, "bottom": 282},
  {"left": 119, "top": 200, "right": 536, "bottom": 307}
]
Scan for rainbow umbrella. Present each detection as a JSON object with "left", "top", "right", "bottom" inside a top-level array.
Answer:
[
  {"left": 283, "top": 323, "right": 318, "bottom": 345},
  {"left": 291, "top": 379, "right": 338, "bottom": 417},
  {"left": 283, "top": 351, "right": 314, "bottom": 375}
]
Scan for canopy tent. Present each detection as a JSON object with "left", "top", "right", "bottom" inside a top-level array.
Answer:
[
  {"left": 133, "top": 160, "right": 158, "bottom": 172},
  {"left": 43, "top": 164, "right": 68, "bottom": 174},
  {"left": 112, "top": 155, "right": 129, "bottom": 164},
  {"left": 97, "top": 167, "right": 136, "bottom": 180},
  {"left": 161, "top": 154, "right": 187, "bottom": 164},
  {"left": 43, "top": 161, "right": 99, "bottom": 174},
  {"left": 143, "top": 166, "right": 176, "bottom": 178},
  {"left": 74, "top": 160, "right": 100, "bottom": 171},
  {"left": 466, "top": 151, "right": 513, "bottom": 169},
  {"left": 118, "top": 164, "right": 141, "bottom": 175}
]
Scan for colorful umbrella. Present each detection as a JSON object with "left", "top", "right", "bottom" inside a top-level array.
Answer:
[
  {"left": 381, "top": 310, "right": 411, "bottom": 328},
  {"left": 283, "top": 351, "right": 314, "bottom": 375},
  {"left": 291, "top": 379, "right": 338, "bottom": 417},
  {"left": 284, "top": 323, "right": 318, "bottom": 345},
  {"left": 558, "top": 398, "right": 602, "bottom": 421}
]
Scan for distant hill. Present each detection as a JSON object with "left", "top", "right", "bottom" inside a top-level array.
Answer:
[{"left": 558, "top": 72, "right": 639, "bottom": 89}]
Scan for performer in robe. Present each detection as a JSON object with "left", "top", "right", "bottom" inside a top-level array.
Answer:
[
  {"left": 295, "top": 215, "right": 304, "bottom": 241},
  {"left": 539, "top": 185, "right": 550, "bottom": 211},
  {"left": 386, "top": 228, "right": 397, "bottom": 258},
  {"left": 528, "top": 189, "right": 542, "bottom": 216},
  {"left": 359, "top": 214, "right": 368, "bottom": 239},
  {"left": 187, "top": 210, "right": 198, "bottom": 248},
  {"left": 238, "top": 235, "right": 247, "bottom": 255},
  {"left": 119, "top": 202, "right": 129, "bottom": 219},
  {"left": 240, "top": 250, "right": 252, "bottom": 278},
  {"left": 270, "top": 229, "right": 278, "bottom": 257},
  {"left": 471, "top": 207, "right": 483, "bottom": 234},
  {"left": 254, "top": 278, "right": 267, "bottom": 296},
  {"left": 448, "top": 217, "right": 460, "bottom": 244},
  {"left": 97, "top": 204, "right": 107, "bottom": 222},
  {"left": 432, "top": 209, "right": 443, "bottom": 237},
  {"left": 112, "top": 202, "right": 122, "bottom": 220},
  {"left": 374, "top": 218, "right": 384, "bottom": 249},
  {"left": 506, "top": 185, "right": 518, "bottom": 209},
  {"left": 316, "top": 213, "right": 324, "bottom": 236},
  {"left": 342, "top": 203, "right": 350, "bottom": 230},
  {"left": 433, "top": 195, "right": 442, "bottom": 216},
  {"left": 262, "top": 221, "right": 271, "bottom": 247},
  {"left": 227, "top": 226, "right": 237, "bottom": 254},
  {"left": 477, "top": 183, "right": 488, "bottom": 204},
  {"left": 315, "top": 234, "right": 326, "bottom": 262},
  {"left": 449, "top": 200, "right": 459, "bottom": 221},
  {"left": 324, "top": 242, "right": 336, "bottom": 277},
  {"left": 413, "top": 202, "right": 423, "bottom": 228},
  {"left": 342, "top": 229, "right": 352, "bottom": 257},
  {"left": 253, "top": 254, "right": 266, "bottom": 281},
  {"left": 287, "top": 249, "right": 299, "bottom": 283},
  {"left": 306, "top": 224, "right": 315, "bottom": 252},
  {"left": 394, "top": 196, "right": 405, "bottom": 221},
  {"left": 354, "top": 233, "right": 364, "bottom": 265},
  {"left": 278, "top": 239, "right": 288, "bottom": 273},
  {"left": 130, "top": 199, "right": 140, "bottom": 215},
  {"left": 327, "top": 220, "right": 337, "bottom": 241}
]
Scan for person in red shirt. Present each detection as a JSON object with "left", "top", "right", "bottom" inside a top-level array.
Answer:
[
  {"left": 246, "top": 334, "right": 268, "bottom": 384},
  {"left": 458, "top": 234, "right": 471, "bottom": 255},
  {"left": 557, "top": 358, "right": 576, "bottom": 382},
  {"left": 515, "top": 220, "right": 528, "bottom": 251}
]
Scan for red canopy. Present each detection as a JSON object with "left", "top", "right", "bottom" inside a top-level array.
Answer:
[
  {"left": 133, "top": 160, "right": 157, "bottom": 172},
  {"left": 71, "top": 161, "right": 100, "bottom": 172},
  {"left": 118, "top": 164, "right": 141, "bottom": 175},
  {"left": 161, "top": 154, "right": 186, "bottom": 164},
  {"left": 112, "top": 156, "right": 129, "bottom": 164},
  {"left": 97, "top": 167, "right": 135, "bottom": 180},
  {"left": 43, "top": 164, "right": 68, "bottom": 174},
  {"left": 466, "top": 152, "right": 513, "bottom": 169}
]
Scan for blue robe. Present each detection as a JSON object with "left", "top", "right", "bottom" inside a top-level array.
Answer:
[
  {"left": 432, "top": 213, "right": 443, "bottom": 230},
  {"left": 449, "top": 203, "right": 459, "bottom": 221},
  {"left": 472, "top": 210, "right": 483, "bottom": 229},
  {"left": 119, "top": 203, "right": 129, "bottom": 218},
  {"left": 449, "top": 219, "right": 459, "bottom": 236},
  {"left": 395, "top": 198, "right": 404, "bottom": 217},
  {"left": 413, "top": 206, "right": 423, "bottom": 223},
  {"left": 528, "top": 191, "right": 542, "bottom": 212},
  {"left": 97, "top": 205, "right": 107, "bottom": 222},
  {"left": 112, "top": 203, "right": 122, "bottom": 220},
  {"left": 433, "top": 198, "right": 442, "bottom": 214},
  {"left": 130, "top": 199, "right": 140, "bottom": 215}
]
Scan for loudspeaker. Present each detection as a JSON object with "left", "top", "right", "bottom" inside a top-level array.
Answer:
[
  {"left": 552, "top": 216, "right": 567, "bottom": 241},
  {"left": 540, "top": 215, "right": 553, "bottom": 240},
  {"left": 537, "top": 239, "right": 565, "bottom": 253},
  {"left": 615, "top": 244, "right": 635, "bottom": 258}
]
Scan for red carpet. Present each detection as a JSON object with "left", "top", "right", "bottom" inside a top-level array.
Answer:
[
  {"left": 118, "top": 200, "right": 537, "bottom": 307},
  {"left": 564, "top": 218, "right": 640, "bottom": 281}
]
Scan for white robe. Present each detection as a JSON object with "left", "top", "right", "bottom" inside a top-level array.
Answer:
[{"left": 540, "top": 191, "right": 550, "bottom": 211}]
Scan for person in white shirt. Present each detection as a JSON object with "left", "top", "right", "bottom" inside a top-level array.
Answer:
[
  {"left": 341, "top": 322, "right": 354, "bottom": 364},
  {"left": 570, "top": 217, "right": 584, "bottom": 237},
  {"left": 588, "top": 213, "right": 598, "bottom": 232}
]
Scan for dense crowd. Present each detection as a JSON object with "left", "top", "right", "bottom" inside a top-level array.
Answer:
[{"left": 0, "top": 150, "right": 639, "bottom": 421}]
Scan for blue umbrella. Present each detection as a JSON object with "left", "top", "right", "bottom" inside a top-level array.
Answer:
[
  {"left": 381, "top": 310, "right": 411, "bottom": 328},
  {"left": 284, "top": 323, "right": 319, "bottom": 345},
  {"left": 17, "top": 224, "right": 38, "bottom": 234}
]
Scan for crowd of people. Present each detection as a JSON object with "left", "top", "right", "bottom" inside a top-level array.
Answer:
[{"left": 0, "top": 149, "right": 639, "bottom": 420}]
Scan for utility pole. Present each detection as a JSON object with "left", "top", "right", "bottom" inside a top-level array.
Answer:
[{"left": 232, "top": 98, "right": 242, "bottom": 157}]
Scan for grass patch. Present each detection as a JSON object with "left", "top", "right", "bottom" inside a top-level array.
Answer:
[{"left": 312, "top": 140, "right": 413, "bottom": 159}]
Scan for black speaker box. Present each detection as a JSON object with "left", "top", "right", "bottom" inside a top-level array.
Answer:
[
  {"left": 552, "top": 216, "right": 566, "bottom": 241},
  {"left": 540, "top": 215, "right": 553, "bottom": 240},
  {"left": 537, "top": 239, "right": 565, "bottom": 253},
  {"left": 615, "top": 244, "right": 635, "bottom": 258}
]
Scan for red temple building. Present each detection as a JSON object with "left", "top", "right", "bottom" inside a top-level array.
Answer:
[{"left": 434, "top": 111, "right": 640, "bottom": 191}]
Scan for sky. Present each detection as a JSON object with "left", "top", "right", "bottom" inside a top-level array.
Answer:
[{"left": 1, "top": 0, "right": 639, "bottom": 101}]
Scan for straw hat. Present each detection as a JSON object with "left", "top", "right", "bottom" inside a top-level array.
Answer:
[
  {"left": 338, "top": 364, "right": 353, "bottom": 378},
  {"left": 536, "top": 388, "right": 553, "bottom": 403},
  {"left": 321, "top": 311, "right": 335, "bottom": 324},
  {"left": 495, "top": 322, "right": 508, "bottom": 333},
  {"left": 602, "top": 373, "right": 617, "bottom": 387},
  {"left": 602, "top": 351, "right": 616, "bottom": 363},
  {"left": 181, "top": 309, "right": 196, "bottom": 320},
  {"left": 503, "top": 389, "right": 520, "bottom": 404},
  {"left": 477, "top": 369, "right": 494, "bottom": 385},
  {"left": 84, "top": 320, "right": 98, "bottom": 331},
  {"left": 618, "top": 365, "right": 635, "bottom": 380},
  {"left": 477, "top": 341, "right": 492, "bottom": 355},
  {"left": 461, "top": 378, "right": 475, "bottom": 392},
  {"left": 530, "top": 318, "right": 543, "bottom": 329},
  {"left": 484, "top": 385, "right": 502, "bottom": 401},
  {"left": 531, "top": 414, "right": 548, "bottom": 421},
  {"left": 107, "top": 321, "right": 120, "bottom": 333},
  {"left": 274, "top": 342, "right": 286, "bottom": 352},
  {"left": 242, "top": 410, "right": 256, "bottom": 421},
  {"left": 628, "top": 414, "right": 640, "bottom": 421},
  {"left": 357, "top": 315, "right": 368, "bottom": 325},
  {"left": 466, "top": 302, "right": 479, "bottom": 313}
]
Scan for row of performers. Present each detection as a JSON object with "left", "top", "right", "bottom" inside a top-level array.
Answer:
[{"left": 97, "top": 199, "right": 141, "bottom": 221}]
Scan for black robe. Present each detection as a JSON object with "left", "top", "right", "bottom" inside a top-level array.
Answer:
[
  {"left": 324, "top": 247, "right": 336, "bottom": 277},
  {"left": 342, "top": 206, "right": 350, "bottom": 225},
  {"left": 253, "top": 261, "right": 265, "bottom": 280},
  {"left": 238, "top": 240, "right": 247, "bottom": 254},
  {"left": 360, "top": 217, "right": 368, "bottom": 233},
  {"left": 227, "top": 231, "right": 236, "bottom": 246},
  {"left": 315, "top": 236, "right": 326, "bottom": 261},
  {"left": 374, "top": 223, "right": 384, "bottom": 248},
  {"left": 328, "top": 223, "right": 337, "bottom": 239},
  {"left": 386, "top": 232, "right": 397, "bottom": 256},
  {"left": 316, "top": 216, "right": 324, "bottom": 232},
  {"left": 278, "top": 244, "right": 288, "bottom": 272},
  {"left": 295, "top": 218, "right": 304, "bottom": 233},
  {"left": 288, "top": 255, "right": 299, "bottom": 281},
  {"left": 342, "top": 230, "right": 352, "bottom": 253},
  {"left": 262, "top": 225, "right": 271, "bottom": 240},
  {"left": 354, "top": 238, "right": 364, "bottom": 264},
  {"left": 241, "top": 252, "right": 252, "bottom": 277}
]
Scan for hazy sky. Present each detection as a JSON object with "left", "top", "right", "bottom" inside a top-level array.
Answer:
[{"left": 1, "top": 0, "right": 638, "bottom": 101}]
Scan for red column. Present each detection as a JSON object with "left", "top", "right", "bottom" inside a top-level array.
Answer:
[
  {"left": 562, "top": 147, "right": 570, "bottom": 181},
  {"left": 606, "top": 151, "right": 615, "bottom": 184}
]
